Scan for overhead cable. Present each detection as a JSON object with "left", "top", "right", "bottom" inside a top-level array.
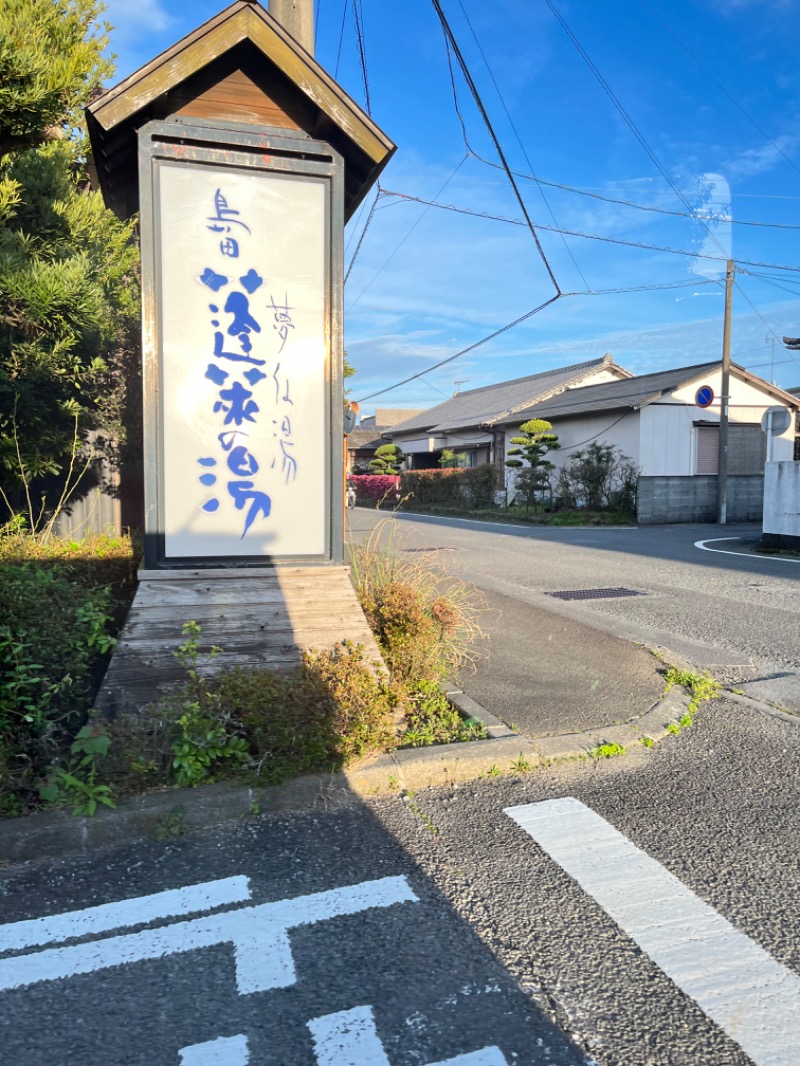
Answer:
[
  {"left": 639, "top": 0, "right": 800, "bottom": 179},
  {"left": 355, "top": 294, "right": 562, "bottom": 403},
  {"left": 351, "top": 0, "right": 372, "bottom": 116},
  {"left": 544, "top": 0, "right": 729, "bottom": 261},
  {"left": 345, "top": 157, "right": 468, "bottom": 311},
  {"left": 476, "top": 156, "right": 800, "bottom": 231},
  {"left": 344, "top": 188, "right": 380, "bottom": 284},
  {"left": 430, "top": 0, "right": 562, "bottom": 294},
  {"left": 455, "top": 0, "right": 590, "bottom": 289},
  {"left": 379, "top": 188, "right": 800, "bottom": 274}
]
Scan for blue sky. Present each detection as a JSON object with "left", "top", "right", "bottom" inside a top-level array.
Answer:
[{"left": 102, "top": 0, "right": 800, "bottom": 415}]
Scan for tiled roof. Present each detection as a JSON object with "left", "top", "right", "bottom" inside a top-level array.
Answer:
[
  {"left": 390, "top": 356, "right": 626, "bottom": 435},
  {"left": 508, "top": 362, "right": 726, "bottom": 422},
  {"left": 346, "top": 428, "right": 386, "bottom": 449}
]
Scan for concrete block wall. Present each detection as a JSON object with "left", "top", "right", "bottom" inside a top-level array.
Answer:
[{"left": 638, "top": 475, "right": 764, "bottom": 524}]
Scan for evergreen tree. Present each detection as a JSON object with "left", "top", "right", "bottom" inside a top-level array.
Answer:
[
  {"left": 0, "top": 0, "right": 139, "bottom": 515},
  {"left": 369, "top": 443, "right": 404, "bottom": 474},
  {"left": 505, "top": 418, "right": 559, "bottom": 509}
]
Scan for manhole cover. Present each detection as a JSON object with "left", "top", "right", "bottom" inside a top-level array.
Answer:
[{"left": 545, "top": 587, "right": 644, "bottom": 601}]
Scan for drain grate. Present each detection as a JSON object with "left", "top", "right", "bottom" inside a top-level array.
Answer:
[
  {"left": 545, "top": 587, "right": 644, "bottom": 601},
  {"left": 402, "top": 546, "right": 456, "bottom": 553}
]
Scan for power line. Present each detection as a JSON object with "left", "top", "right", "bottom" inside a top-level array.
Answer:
[
  {"left": 346, "top": 158, "right": 468, "bottom": 311},
  {"left": 544, "top": 0, "right": 729, "bottom": 263},
  {"left": 333, "top": 0, "right": 348, "bottom": 79},
  {"left": 475, "top": 156, "right": 800, "bottom": 231},
  {"left": 639, "top": 0, "right": 800, "bottom": 179},
  {"left": 455, "top": 0, "right": 590, "bottom": 289},
  {"left": 351, "top": 0, "right": 372, "bottom": 116},
  {"left": 732, "top": 273, "right": 800, "bottom": 374},
  {"left": 344, "top": 188, "right": 380, "bottom": 284},
  {"left": 430, "top": 0, "right": 561, "bottom": 294},
  {"left": 355, "top": 294, "right": 562, "bottom": 403},
  {"left": 379, "top": 188, "right": 800, "bottom": 274}
]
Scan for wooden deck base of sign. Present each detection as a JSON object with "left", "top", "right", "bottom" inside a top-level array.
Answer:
[{"left": 95, "top": 566, "right": 383, "bottom": 718}]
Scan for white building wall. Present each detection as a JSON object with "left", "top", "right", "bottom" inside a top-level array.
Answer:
[{"left": 641, "top": 370, "right": 795, "bottom": 475}]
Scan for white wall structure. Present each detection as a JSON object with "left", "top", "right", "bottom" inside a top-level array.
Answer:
[{"left": 763, "top": 462, "right": 800, "bottom": 549}]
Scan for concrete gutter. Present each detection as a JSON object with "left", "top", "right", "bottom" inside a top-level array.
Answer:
[{"left": 0, "top": 684, "right": 704, "bottom": 867}]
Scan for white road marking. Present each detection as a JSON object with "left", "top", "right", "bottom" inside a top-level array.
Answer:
[
  {"left": 308, "top": 1005, "right": 508, "bottom": 1066},
  {"left": 0, "top": 876, "right": 417, "bottom": 994},
  {"left": 695, "top": 536, "right": 800, "bottom": 563},
  {"left": 505, "top": 796, "right": 800, "bottom": 1066},
  {"left": 0, "top": 877, "right": 251, "bottom": 953},
  {"left": 179, "top": 1035, "right": 249, "bottom": 1065}
]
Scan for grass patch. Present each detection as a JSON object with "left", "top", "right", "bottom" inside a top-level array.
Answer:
[
  {"left": 589, "top": 742, "right": 626, "bottom": 758},
  {"left": 663, "top": 665, "right": 721, "bottom": 712}
]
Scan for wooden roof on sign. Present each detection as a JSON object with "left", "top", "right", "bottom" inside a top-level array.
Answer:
[{"left": 86, "top": 0, "right": 395, "bottom": 222}]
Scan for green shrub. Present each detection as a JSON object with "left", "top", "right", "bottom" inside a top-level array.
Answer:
[
  {"left": 556, "top": 443, "right": 639, "bottom": 513},
  {"left": 0, "top": 561, "right": 117, "bottom": 810}
]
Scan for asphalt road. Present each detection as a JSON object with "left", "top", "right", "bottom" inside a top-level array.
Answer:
[
  {"left": 3, "top": 696, "right": 800, "bottom": 1065},
  {"left": 347, "top": 511, "right": 800, "bottom": 712}
]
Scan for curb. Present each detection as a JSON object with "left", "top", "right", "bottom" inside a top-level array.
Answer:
[{"left": 0, "top": 684, "right": 697, "bottom": 868}]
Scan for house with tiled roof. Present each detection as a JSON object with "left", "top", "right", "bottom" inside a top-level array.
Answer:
[
  {"left": 500, "top": 361, "right": 799, "bottom": 523},
  {"left": 388, "top": 354, "right": 630, "bottom": 469}
]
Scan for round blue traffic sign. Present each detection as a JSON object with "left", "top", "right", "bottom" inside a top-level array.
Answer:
[{"left": 695, "top": 385, "right": 714, "bottom": 409}]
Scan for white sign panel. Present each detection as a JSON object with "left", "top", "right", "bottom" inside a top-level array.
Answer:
[{"left": 158, "top": 162, "right": 328, "bottom": 558}]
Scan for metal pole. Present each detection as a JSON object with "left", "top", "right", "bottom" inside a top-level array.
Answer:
[
  {"left": 269, "top": 0, "right": 315, "bottom": 54},
  {"left": 717, "top": 260, "right": 734, "bottom": 525}
]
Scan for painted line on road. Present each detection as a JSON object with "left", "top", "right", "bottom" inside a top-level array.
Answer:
[
  {"left": 179, "top": 1035, "right": 250, "bottom": 1065},
  {"left": 0, "top": 877, "right": 251, "bottom": 953},
  {"left": 505, "top": 797, "right": 800, "bottom": 1066},
  {"left": 695, "top": 537, "right": 800, "bottom": 564},
  {"left": 308, "top": 1005, "right": 508, "bottom": 1066},
  {"left": 0, "top": 876, "right": 418, "bottom": 993}
]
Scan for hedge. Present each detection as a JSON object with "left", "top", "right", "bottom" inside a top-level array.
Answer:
[
  {"left": 400, "top": 465, "right": 499, "bottom": 510},
  {"left": 348, "top": 474, "right": 401, "bottom": 503}
]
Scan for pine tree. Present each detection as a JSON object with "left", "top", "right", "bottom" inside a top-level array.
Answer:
[
  {"left": 505, "top": 418, "right": 560, "bottom": 510},
  {"left": 369, "top": 443, "right": 404, "bottom": 474},
  {"left": 0, "top": 0, "right": 140, "bottom": 516}
]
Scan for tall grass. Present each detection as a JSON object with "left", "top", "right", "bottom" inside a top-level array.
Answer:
[{"left": 348, "top": 520, "right": 487, "bottom": 684}]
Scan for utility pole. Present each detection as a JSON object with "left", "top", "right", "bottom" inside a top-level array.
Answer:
[
  {"left": 269, "top": 0, "right": 315, "bottom": 54},
  {"left": 717, "top": 260, "right": 734, "bottom": 525}
]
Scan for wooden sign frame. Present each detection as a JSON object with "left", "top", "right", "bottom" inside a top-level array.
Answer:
[{"left": 138, "top": 118, "right": 344, "bottom": 569}]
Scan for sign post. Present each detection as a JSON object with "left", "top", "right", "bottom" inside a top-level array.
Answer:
[
  {"left": 87, "top": 0, "right": 395, "bottom": 570},
  {"left": 86, "top": 1, "right": 394, "bottom": 713}
]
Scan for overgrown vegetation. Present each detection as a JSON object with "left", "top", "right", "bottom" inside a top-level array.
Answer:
[
  {"left": 0, "top": 529, "right": 137, "bottom": 815},
  {"left": 556, "top": 443, "right": 639, "bottom": 513}
]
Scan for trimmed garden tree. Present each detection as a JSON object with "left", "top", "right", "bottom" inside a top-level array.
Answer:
[
  {"left": 505, "top": 418, "right": 560, "bottom": 510},
  {"left": 0, "top": 0, "right": 140, "bottom": 521},
  {"left": 369, "top": 443, "right": 404, "bottom": 474}
]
